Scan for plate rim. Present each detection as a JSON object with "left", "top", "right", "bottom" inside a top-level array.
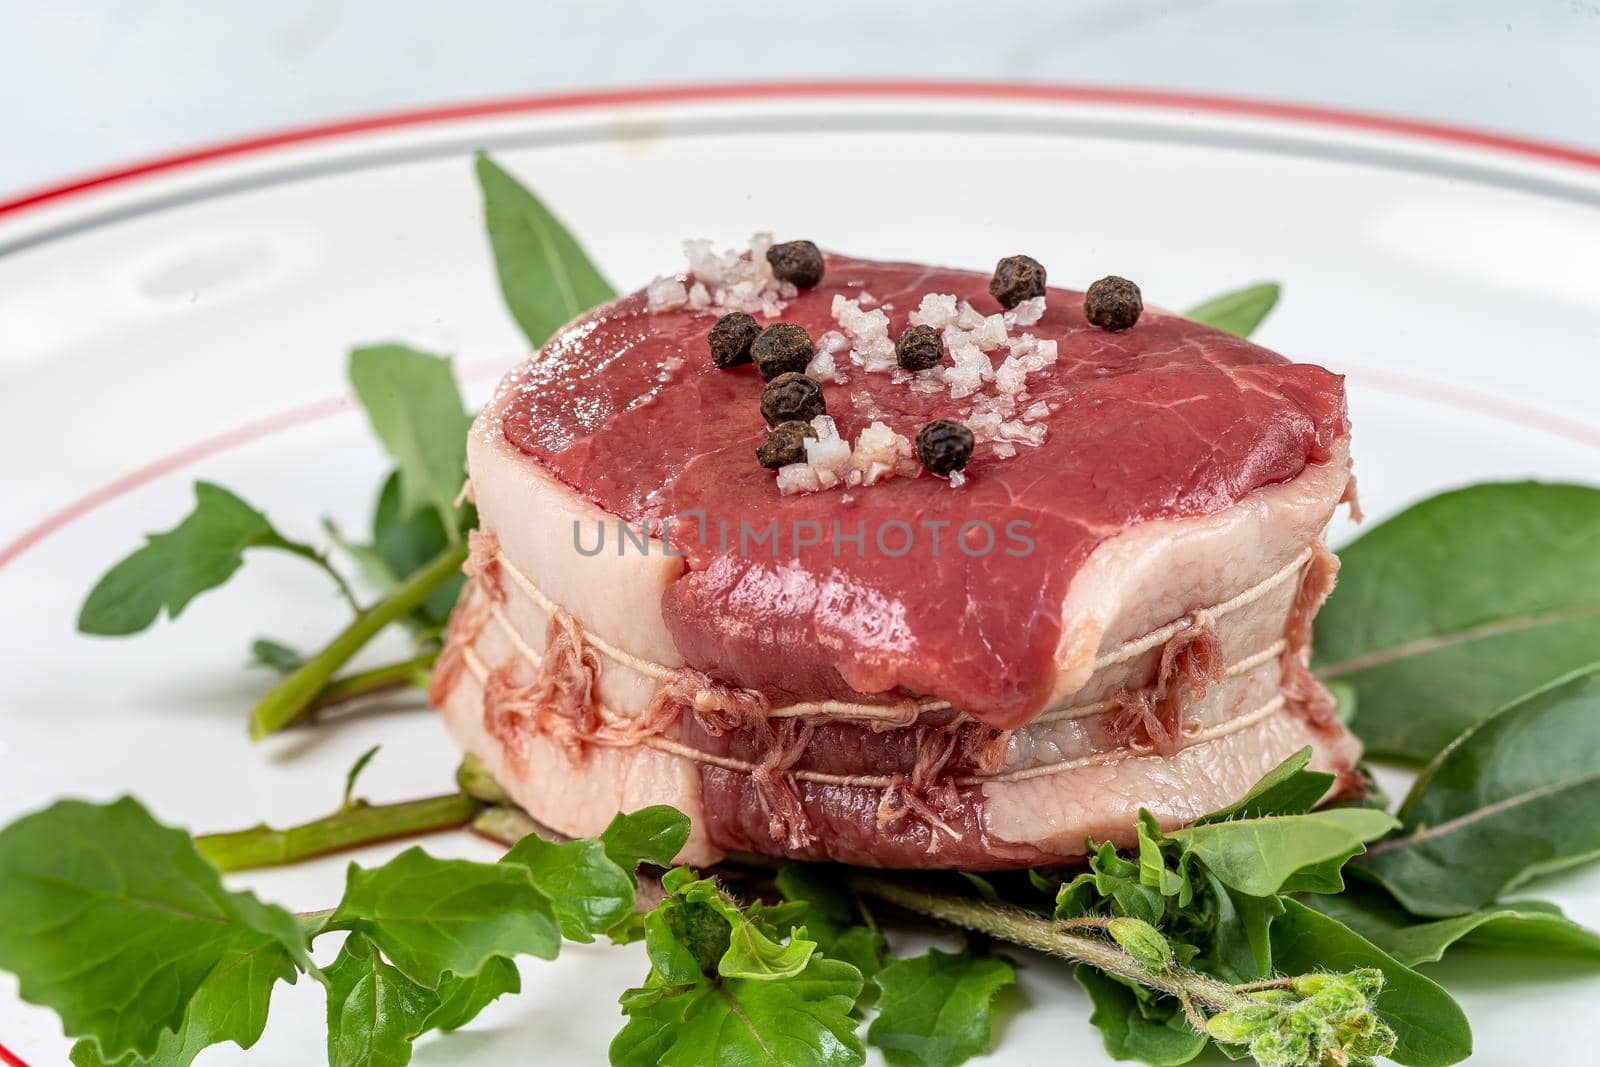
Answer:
[{"left": 6, "top": 78, "right": 1600, "bottom": 221}]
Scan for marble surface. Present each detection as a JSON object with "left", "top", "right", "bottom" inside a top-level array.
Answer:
[{"left": 4, "top": 0, "right": 1600, "bottom": 197}]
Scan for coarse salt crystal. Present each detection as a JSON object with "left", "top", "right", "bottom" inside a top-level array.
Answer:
[
  {"left": 1024, "top": 400, "right": 1051, "bottom": 420},
  {"left": 1004, "top": 296, "right": 1046, "bottom": 328},
  {"left": 646, "top": 276, "right": 689, "bottom": 311},
  {"left": 908, "top": 293, "right": 960, "bottom": 330}
]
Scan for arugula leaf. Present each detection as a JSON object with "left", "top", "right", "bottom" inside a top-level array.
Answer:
[
  {"left": 0, "top": 797, "right": 308, "bottom": 1062},
  {"left": 330, "top": 846, "right": 560, "bottom": 986},
  {"left": 420, "top": 955, "right": 521, "bottom": 1032},
  {"left": 1073, "top": 966, "right": 1207, "bottom": 1067},
  {"left": 1183, "top": 282, "right": 1280, "bottom": 338},
  {"left": 501, "top": 834, "right": 634, "bottom": 943},
  {"left": 1194, "top": 746, "right": 1333, "bottom": 823},
  {"left": 475, "top": 152, "right": 617, "bottom": 350},
  {"left": 599, "top": 805, "right": 693, "bottom": 872},
  {"left": 1269, "top": 899, "right": 1472, "bottom": 1066},
  {"left": 1307, "top": 886, "right": 1600, "bottom": 966},
  {"left": 866, "top": 948, "right": 1015, "bottom": 1067},
  {"left": 1315, "top": 481, "right": 1600, "bottom": 762},
  {"left": 775, "top": 864, "right": 888, "bottom": 984},
  {"left": 343, "top": 744, "right": 382, "bottom": 808},
  {"left": 250, "top": 637, "right": 305, "bottom": 674},
  {"left": 1355, "top": 663, "right": 1600, "bottom": 915},
  {"left": 1167, "top": 808, "right": 1396, "bottom": 897},
  {"left": 79, "top": 482, "right": 332, "bottom": 635},
  {"left": 348, "top": 345, "right": 474, "bottom": 537},
  {"left": 613, "top": 955, "right": 865, "bottom": 1067},
  {"left": 331, "top": 472, "right": 467, "bottom": 628},
  {"left": 324, "top": 932, "right": 436, "bottom": 1067}
]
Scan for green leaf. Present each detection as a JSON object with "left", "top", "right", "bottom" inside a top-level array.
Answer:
[
  {"left": 614, "top": 956, "right": 865, "bottom": 1067},
  {"left": 1056, "top": 841, "right": 1166, "bottom": 925},
  {"left": 331, "top": 847, "right": 560, "bottom": 986},
  {"left": 1194, "top": 747, "right": 1333, "bottom": 823},
  {"left": 1306, "top": 886, "right": 1600, "bottom": 966},
  {"left": 1315, "top": 481, "right": 1600, "bottom": 762},
  {"left": 720, "top": 918, "right": 816, "bottom": 980},
  {"left": 348, "top": 345, "right": 473, "bottom": 536},
  {"left": 774, "top": 864, "right": 887, "bottom": 983},
  {"left": 1074, "top": 966, "right": 1207, "bottom": 1067},
  {"left": 1269, "top": 899, "right": 1471, "bottom": 1066},
  {"left": 1182, "top": 282, "right": 1280, "bottom": 338},
  {"left": 324, "top": 932, "right": 436, "bottom": 1067},
  {"left": 475, "top": 152, "right": 617, "bottom": 350},
  {"left": 69, "top": 939, "right": 298, "bottom": 1067},
  {"left": 333, "top": 472, "right": 467, "bottom": 627},
  {"left": 600, "top": 805, "right": 693, "bottom": 872},
  {"left": 420, "top": 955, "right": 521, "bottom": 1032},
  {"left": 0, "top": 797, "right": 308, "bottom": 1062},
  {"left": 1168, "top": 808, "right": 1397, "bottom": 897},
  {"left": 343, "top": 745, "right": 382, "bottom": 808},
  {"left": 249, "top": 637, "right": 304, "bottom": 674},
  {"left": 867, "top": 948, "right": 1015, "bottom": 1067},
  {"left": 1201, "top": 871, "right": 1283, "bottom": 982},
  {"left": 1354, "top": 664, "right": 1600, "bottom": 915},
  {"left": 500, "top": 833, "right": 635, "bottom": 943},
  {"left": 79, "top": 482, "right": 323, "bottom": 635}
]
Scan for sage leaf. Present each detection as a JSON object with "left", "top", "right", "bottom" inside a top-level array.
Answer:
[
  {"left": 1270, "top": 899, "right": 1471, "bottom": 1066},
  {"left": 419, "top": 955, "right": 521, "bottom": 1033},
  {"left": 79, "top": 482, "right": 326, "bottom": 635},
  {"left": 1355, "top": 664, "right": 1600, "bottom": 915},
  {"left": 475, "top": 152, "right": 616, "bottom": 351},
  {"left": 1315, "top": 482, "right": 1600, "bottom": 762},
  {"left": 1307, "top": 886, "right": 1600, "bottom": 966},
  {"left": 1167, "top": 808, "right": 1396, "bottom": 897},
  {"left": 1073, "top": 966, "right": 1207, "bottom": 1067},
  {"left": 867, "top": 948, "right": 1016, "bottom": 1067},
  {"left": 348, "top": 345, "right": 473, "bottom": 537},
  {"left": 1183, "top": 282, "right": 1280, "bottom": 338},
  {"left": 324, "top": 932, "right": 436, "bottom": 1067},
  {"left": 330, "top": 846, "right": 560, "bottom": 986},
  {"left": 0, "top": 798, "right": 308, "bottom": 1062}
]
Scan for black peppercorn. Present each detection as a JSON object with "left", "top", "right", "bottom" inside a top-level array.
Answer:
[
  {"left": 760, "top": 372, "right": 826, "bottom": 427},
  {"left": 766, "top": 240, "right": 825, "bottom": 288},
  {"left": 1084, "top": 276, "right": 1143, "bottom": 331},
  {"left": 895, "top": 324, "right": 945, "bottom": 371},
  {"left": 989, "top": 255, "right": 1047, "bottom": 309},
  {"left": 751, "top": 322, "right": 814, "bottom": 380},
  {"left": 756, "top": 420, "right": 818, "bottom": 469},
  {"left": 916, "top": 418, "right": 976, "bottom": 475},
  {"left": 708, "top": 311, "right": 760, "bottom": 368}
]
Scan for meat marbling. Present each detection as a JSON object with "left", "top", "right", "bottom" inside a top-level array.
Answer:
[{"left": 432, "top": 252, "right": 1362, "bottom": 868}]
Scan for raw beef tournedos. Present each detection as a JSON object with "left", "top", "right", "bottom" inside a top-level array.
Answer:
[{"left": 429, "top": 238, "right": 1362, "bottom": 869}]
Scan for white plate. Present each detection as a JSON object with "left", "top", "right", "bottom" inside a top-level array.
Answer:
[{"left": 2, "top": 84, "right": 1598, "bottom": 1066}]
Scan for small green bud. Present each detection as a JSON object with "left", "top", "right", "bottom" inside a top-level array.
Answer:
[
  {"left": 1311, "top": 983, "right": 1366, "bottom": 1020},
  {"left": 1206, "top": 1004, "right": 1279, "bottom": 1045},
  {"left": 1349, "top": 1020, "right": 1398, "bottom": 1058},
  {"left": 1106, "top": 916, "right": 1174, "bottom": 970},
  {"left": 1251, "top": 988, "right": 1298, "bottom": 1005},
  {"left": 1291, "top": 971, "right": 1339, "bottom": 997},
  {"left": 1346, "top": 968, "right": 1385, "bottom": 998},
  {"left": 1250, "top": 1028, "right": 1309, "bottom": 1067}
]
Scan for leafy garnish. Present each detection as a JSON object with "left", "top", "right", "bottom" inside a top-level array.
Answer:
[
  {"left": 1166, "top": 807, "right": 1396, "bottom": 897},
  {"left": 348, "top": 344, "right": 474, "bottom": 538},
  {"left": 1183, "top": 282, "right": 1280, "bottom": 338},
  {"left": 475, "top": 152, "right": 617, "bottom": 350},
  {"left": 1355, "top": 663, "right": 1600, "bottom": 915},
  {"left": 78, "top": 482, "right": 351, "bottom": 635},
  {"left": 0, "top": 798, "right": 308, "bottom": 1063},
  {"left": 1268, "top": 900, "right": 1472, "bottom": 1066},
  {"left": 329, "top": 471, "right": 467, "bottom": 630},
  {"left": 324, "top": 931, "right": 437, "bottom": 1067},
  {"left": 1074, "top": 966, "right": 1207, "bottom": 1067},
  {"left": 249, "top": 636, "right": 305, "bottom": 674},
  {"left": 1307, "top": 885, "right": 1600, "bottom": 966},
  {"left": 1315, "top": 481, "right": 1600, "bottom": 762},
  {"left": 329, "top": 847, "right": 561, "bottom": 985},
  {"left": 1194, "top": 746, "right": 1333, "bottom": 823},
  {"left": 775, "top": 864, "right": 888, "bottom": 985},
  {"left": 866, "top": 948, "right": 1015, "bottom": 1067},
  {"left": 612, "top": 868, "right": 866, "bottom": 1066}
]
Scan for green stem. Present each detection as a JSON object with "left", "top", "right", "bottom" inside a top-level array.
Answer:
[
  {"left": 472, "top": 804, "right": 542, "bottom": 845},
  {"left": 250, "top": 541, "right": 467, "bottom": 739},
  {"left": 308, "top": 651, "right": 438, "bottom": 714},
  {"left": 195, "top": 792, "right": 481, "bottom": 871},
  {"left": 849, "top": 875, "right": 1249, "bottom": 1015},
  {"left": 456, "top": 754, "right": 514, "bottom": 805}
]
